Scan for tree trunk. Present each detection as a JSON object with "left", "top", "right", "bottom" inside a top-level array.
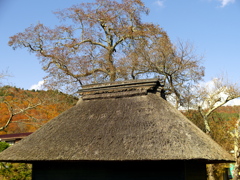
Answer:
[
  {"left": 108, "top": 52, "right": 116, "bottom": 82},
  {"left": 233, "top": 118, "right": 240, "bottom": 180},
  {"left": 203, "top": 116, "right": 211, "bottom": 135},
  {"left": 205, "top": 126, "right": 215, "bottom": 180},
  {"left": 207, "top": 164, "right": 215, "bottom": 180},
  {"left": 110, "top": 71, "right": 116, "bottom": 81}
]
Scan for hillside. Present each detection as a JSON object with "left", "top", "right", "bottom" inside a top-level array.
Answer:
[
  {"left": 0, "top": 86, "right": 78, "bottom": 135},
  {"left": 183, "top": 105, "right": 240, "bottom": 154},
  {"left": 1, "top": 86, "right": 239, "bottom": 145}
]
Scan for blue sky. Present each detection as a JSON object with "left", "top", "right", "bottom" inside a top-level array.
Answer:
[{"left": 0, "top": 0, "right": 240, "bottom": 90}]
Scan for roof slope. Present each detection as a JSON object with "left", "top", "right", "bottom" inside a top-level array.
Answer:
[{"left": 0, "top": 79, "right": 234, "bottom": 162}]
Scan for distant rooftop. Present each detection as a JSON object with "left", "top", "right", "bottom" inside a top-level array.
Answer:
[{"left": 0, "top": 133, "right": 32, "bottom": 141}]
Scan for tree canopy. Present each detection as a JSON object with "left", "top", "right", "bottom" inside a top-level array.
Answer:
[{"left": 9, "top": 0, "right": 204, "bottom": 105}]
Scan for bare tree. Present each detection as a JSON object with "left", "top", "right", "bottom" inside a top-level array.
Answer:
[
  {"left": 0, "top": 70, "right": 11, "bottom": 86},
  {"left": 196, "top": 77, "right": 240, "bottom": 134},
  {"left": 191, "top": 76, "right": 240, "bottom": 180},
  {"left": 126, "top": 33, "right": 204, "bottom": 108},
  {"left": 8, "top": 0, "right": 167, "bottom": 93}
]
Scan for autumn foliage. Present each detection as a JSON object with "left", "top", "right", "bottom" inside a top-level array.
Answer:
[
  {"left": 0, "top": 86, "right": 77, "bottom": 135},
  {"left": 183, "top": 106, "right": 240, "bottom": 178},
  {"left": 184, "top": 106, "right": 240, "bottom": 150}
]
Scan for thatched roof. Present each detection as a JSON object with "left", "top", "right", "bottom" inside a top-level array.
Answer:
[{"left": 0, "top": 79, "right": 234, "bottom": 163}]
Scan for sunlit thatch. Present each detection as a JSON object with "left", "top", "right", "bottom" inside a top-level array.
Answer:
[{"left": 0, "top": 79, "right": 234, "bottom": 163}]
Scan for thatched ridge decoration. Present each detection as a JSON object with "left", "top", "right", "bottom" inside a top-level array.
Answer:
[
  {"left": 0, "top": 79, "right": 234, "bottom": 163},
  {"left": 78, "top": 79, "right": 164, "bottom": 100}
]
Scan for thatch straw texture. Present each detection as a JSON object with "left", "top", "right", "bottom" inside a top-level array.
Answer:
[{"left": 0, "top": 79, "right": 234, "bottom": 163}]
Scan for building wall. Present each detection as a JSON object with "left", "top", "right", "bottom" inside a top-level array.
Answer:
[
  {"left": 32, "top": 161, "right": 207, "bottom": 180},
  {"left": 185, "top": 161, "right": 207, "bottom": 180}
]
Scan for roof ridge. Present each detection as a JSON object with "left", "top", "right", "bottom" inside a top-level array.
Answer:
[{"left": 78, "top": 79, "right": 162, "bottom": 100}]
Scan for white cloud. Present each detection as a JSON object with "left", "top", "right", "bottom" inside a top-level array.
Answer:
[
  {"left": 197, "top": 79, "right": 216, "bottom": 91},
  {"left": 218, "top": 0, "right": 235, "bottom": 7},
  {"left": 225, "top": 98, "right": 240, "bottom": 106},
  {"left": 155, "top": 0, "right": 164, "bottom": 7},
  {"left": 29, "top": 80, "right": 45, "bottom": 90},
  {"left": 197, "top": 79, "right": 240, "bottom": 106}
]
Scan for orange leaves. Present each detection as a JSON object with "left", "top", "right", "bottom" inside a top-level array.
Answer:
[
  {"left": 0, "top": 103, "right": 9, "bottom": 124},
  {"left": 184, "top": 106, "right": 240, "bottom": 152},
  {"left": 0, "top": 86, "right": 77, "bottom": 134}
]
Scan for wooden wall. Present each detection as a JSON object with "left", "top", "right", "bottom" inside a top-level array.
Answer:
[{"left": 32, "top": 160, "right": 207, "bottom": 180}]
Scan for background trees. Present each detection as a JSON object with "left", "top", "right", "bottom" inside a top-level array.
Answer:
[
  {"left": 193, "top": 76, "right": 240, "bottom": 135},
  {"left": 0, "top": 142, "right": 31, "bottom": 179},
  {"left": 5, "top": 0, "right": 240, "bottom": 178},
  {"left": 0, "top": 86, "right": 77, "bottom": 134},
  {"left": 183, "top": 76, "right": 240, "bottom": 180}
]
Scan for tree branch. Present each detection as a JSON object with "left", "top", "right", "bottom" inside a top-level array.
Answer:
[{"left": 0, "top": 101, "right": 42, "bottom": 131}]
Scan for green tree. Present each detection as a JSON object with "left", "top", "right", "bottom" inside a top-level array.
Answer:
[
  {"left": 0, "top": 142, "right": 31, "bottom": 180},
  {"left": 0, "top": 142, "right": 9, "bottom": 152}
]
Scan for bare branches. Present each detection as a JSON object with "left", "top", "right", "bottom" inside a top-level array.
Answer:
[
  {"left": 195, "top": 76, "right": 240, "bottom": 134},
  {"left": 0, "top": 70, "right": 12, "bottom": 87},
  {"left": 0, "top": 71, "right": 9, "bottom": 80},
  {"left": 0, "top": 100, "right": 42, "bottom": 131},
  {"left": 126, "top": 32, "right": 204, "bottom": 108},
  {"left": 9, "top": 0, "right": 156, "bottom": 93},
  {"left": 0, "top": 101, "right": 13, "bottom": 131},
  {"left": 8, "top": 0, "right": 205, "bottom": 99}
]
